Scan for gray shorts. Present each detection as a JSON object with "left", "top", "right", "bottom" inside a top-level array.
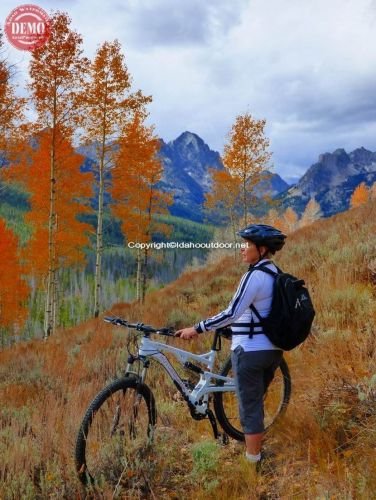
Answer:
[{"left": 231, "top": 346, "right": 283, "bottom": 434}]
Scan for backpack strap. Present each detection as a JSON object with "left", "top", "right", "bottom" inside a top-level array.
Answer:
[
  {"left": 247, "top": 264, "right": 280, "bottom": 338},
  {"left": 253, "top": 264, "right": 279, "bottom": 277},
  {"left": 250, "top": 304, "right": 263, "bottom": 322}
]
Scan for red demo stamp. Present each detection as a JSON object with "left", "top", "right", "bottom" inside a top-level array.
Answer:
[{"left": 5, "top": 4, "right": 50, "bottom": 51}]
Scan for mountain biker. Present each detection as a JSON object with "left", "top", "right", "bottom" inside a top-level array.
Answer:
[{"left": 175, "top": 224, "right": 286, "bottom": 468}]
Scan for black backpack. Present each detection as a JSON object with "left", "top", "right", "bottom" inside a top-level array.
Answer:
[{"left": 249, "top": 265, "right": 315, "bottom": 351}]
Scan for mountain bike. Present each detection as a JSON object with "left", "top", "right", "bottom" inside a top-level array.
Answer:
[{"left": 75, "top": 317, "right": 291, "bottom": 486}]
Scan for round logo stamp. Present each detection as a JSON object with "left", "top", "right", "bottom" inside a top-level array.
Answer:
[{"left": 5, "top": 4, "right": 50, "bottom": 51}]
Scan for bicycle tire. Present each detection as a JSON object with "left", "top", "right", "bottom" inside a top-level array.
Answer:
[
  {"left": 75, "top": 377, "right": 156, "bottom": 486},
  {"left": 213, "top": 356, "right": 291, "bottom": 442}
]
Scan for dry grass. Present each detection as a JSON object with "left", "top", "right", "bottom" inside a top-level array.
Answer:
[{"left": 1, "top": 201, "right": 376, "bottom": 498}]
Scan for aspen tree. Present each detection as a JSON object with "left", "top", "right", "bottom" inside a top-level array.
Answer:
[
  {"left": 28, "top": 12, "right": 89, "bottom": 337},
  {"left": 223, "top": 113, "right": 271, "bottom": 226},
  {"left": 83, "top": 40, "right": 150, "bottom": 316}
]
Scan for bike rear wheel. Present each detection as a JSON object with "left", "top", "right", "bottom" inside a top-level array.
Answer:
[
  {"left": 213, "top": 356, "right": 291, "bottom": 441},
  {"left": 75, "top": 377, "right": 156, "bottom": 486}
]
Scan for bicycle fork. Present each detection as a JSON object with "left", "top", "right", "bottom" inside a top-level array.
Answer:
[{"left": 125, "top": 354, "right": 149, "bottom": 383}]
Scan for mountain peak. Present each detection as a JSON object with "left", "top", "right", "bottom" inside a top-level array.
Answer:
[
  {"left": 282, "top": 145, "right": 376, "bottom": 217},
  {"left": 169, "top": 131, "right": 204, "bottom": 149},
  {"left": 352, "top": 146, "right": 370, "bottom": 153},
  {"left": 349, "top": 146, "right": 375, "bottom": 165},
  {"left": 318, "top": 148, "right": 350, "bottom": 168},
  {"left": 159, "top": 132, "right": 223, "bottom": 221},
  {"left": 333, "top": 148, "right": 347, "bottom": 155}
]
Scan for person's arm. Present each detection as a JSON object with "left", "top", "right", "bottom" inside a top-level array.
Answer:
[{"left": 175, "top": 270, "right": 259, "bottom": 339}]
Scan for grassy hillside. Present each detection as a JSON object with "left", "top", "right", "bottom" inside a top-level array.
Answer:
[{"left": 0, "top": 201, "right": 375, "bottom": 498}]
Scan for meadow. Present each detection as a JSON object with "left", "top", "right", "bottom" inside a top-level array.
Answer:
[{"left": 0, "top": 200, "right": 375, "bottom": 499}]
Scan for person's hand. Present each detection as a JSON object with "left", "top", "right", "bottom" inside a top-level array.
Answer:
[{"left": 175, "top": 326, "right": 198, "bottom": 340}]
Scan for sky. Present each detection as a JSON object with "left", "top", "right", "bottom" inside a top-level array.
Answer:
[{"left": 1, "top": 0, "right": 376, "bottom": 182}]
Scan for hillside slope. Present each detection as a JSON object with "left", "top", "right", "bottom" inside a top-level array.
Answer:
[{"left": 0, "top": 201, "right": 375, "bottom": 498}]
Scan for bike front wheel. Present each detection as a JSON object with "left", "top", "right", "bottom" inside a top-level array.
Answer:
[
  {"left": 75, "top": 377, "right": 156, "bottom": 486},
  {"left": 213, "top": 356, "right": 291, "bottom": 441}
]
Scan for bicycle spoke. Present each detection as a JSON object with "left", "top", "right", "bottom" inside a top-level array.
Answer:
[
  {"left": 110, "top": 403, "right": 122, "bottom": 436},
  {"left": 75, "top": 379, "right": 155, "bottom": 486}
]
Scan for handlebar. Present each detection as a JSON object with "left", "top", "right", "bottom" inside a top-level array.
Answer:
[
  {"left": 104, "top": 316, "right": 175, "bottom": 337},
  {"left": 104, "top": 316, "right": 232, "bottom": 339}
]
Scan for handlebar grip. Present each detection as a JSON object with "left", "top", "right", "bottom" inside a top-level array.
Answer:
[
  {"left": 104, "top": 316, "right": 116, "bottom": 323},
  {"left": 158, "top": 327, "right": 175, "bottom": 336},
  {"left": 104, "top": 316, "right": 128, "bottom": 326}
]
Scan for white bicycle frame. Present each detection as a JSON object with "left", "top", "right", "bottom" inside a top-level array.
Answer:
[{"left": 127, "top": 335, "right": 236, "bottom": 416}]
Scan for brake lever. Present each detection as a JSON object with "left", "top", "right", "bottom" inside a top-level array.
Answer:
[{"left": 158, "top": 327, "right": 175, "bottom": 336}]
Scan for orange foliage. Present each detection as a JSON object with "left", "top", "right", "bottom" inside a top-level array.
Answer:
[
  {"left": 28, "top": 12, "right": 88, "bottom": 135},
  {"left": 300, "top": 197, "right": 322, "bottom": 227},
  {"left": 0, "top": 30, "right": 27, "bottom": 168},
  {"left": 283, "top": 207, "right": 299, "bottom": 233},
  {"left": 112, "top": 113, "right": 172, "bottom": 243},
  {"left": 82, "top": 39, "right": 151, "bottom": 316},
  {"left": 205, "top": 168, "right": 240, "bottom": 219},
  {"left": 261, "top": 209, "right": 288, "bottom": 233},
  {"left": 7, "top": 129, "right": 92, "bottom": 278},
  {"left": 83, "top": 40, "right": 150, "bottom": 147},
  {"left": 350, "top": 182, "right": 369, "bottom": 208},
  {"left": 223, "top": 112, "right": 272, "bottom": 224},
  {"left": 26, "top": 12, "right": 90, "bottom": 334},
  {"left": 0, "top": 203, "right": 376, "bottom": 496},
  {"left": 0, "top": 219, "right": 29, "bottom": 330},
  {"left": 223, "top": 113, "right": 271, "bottom": 179}
]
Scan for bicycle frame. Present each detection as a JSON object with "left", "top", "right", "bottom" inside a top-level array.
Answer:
[{"left": 126, "top": 334, "right": 236, "bottom": 416}]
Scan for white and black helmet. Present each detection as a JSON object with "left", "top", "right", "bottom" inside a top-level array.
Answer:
[{"left": 237, "top": 224, "right": 286, "bottom": 253}]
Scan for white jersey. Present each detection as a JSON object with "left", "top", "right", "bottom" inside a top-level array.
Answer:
[{"left": 197, "top": 259, "right": 281, "bottom": 351}]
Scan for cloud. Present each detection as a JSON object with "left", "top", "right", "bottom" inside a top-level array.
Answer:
[
  {"left": 117, "top": 0, "right": 248, "bottom": 48},
  {"left": 1, "top": 0, "right": 376, "bottom": 180}
]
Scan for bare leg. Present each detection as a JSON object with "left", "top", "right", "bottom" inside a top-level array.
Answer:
[{"left": 245, "top": 432, "right": 263, "bottom": 455}]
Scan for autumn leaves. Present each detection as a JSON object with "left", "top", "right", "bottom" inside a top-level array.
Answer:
[
  {"left": 0, "top": 13, "right": 170, "bottom": 338},
  {"left": 2, "top": 12, "right": 374, "bottom": 342},
  {"left": 0, "top": 220, "right": 29, "bottom": 335}
]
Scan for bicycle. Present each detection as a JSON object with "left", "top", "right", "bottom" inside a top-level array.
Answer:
[{"left": 75, "top": 316, "right": 291, "bottom": 486}]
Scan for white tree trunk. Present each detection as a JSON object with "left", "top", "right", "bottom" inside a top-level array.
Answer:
[{"left": 94, "top": 155, "right": 104, "bottom": 318}]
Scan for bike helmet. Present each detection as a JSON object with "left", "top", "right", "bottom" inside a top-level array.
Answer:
[{"left": 237, "top": 224, "right": 286, "bottom": 253}]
